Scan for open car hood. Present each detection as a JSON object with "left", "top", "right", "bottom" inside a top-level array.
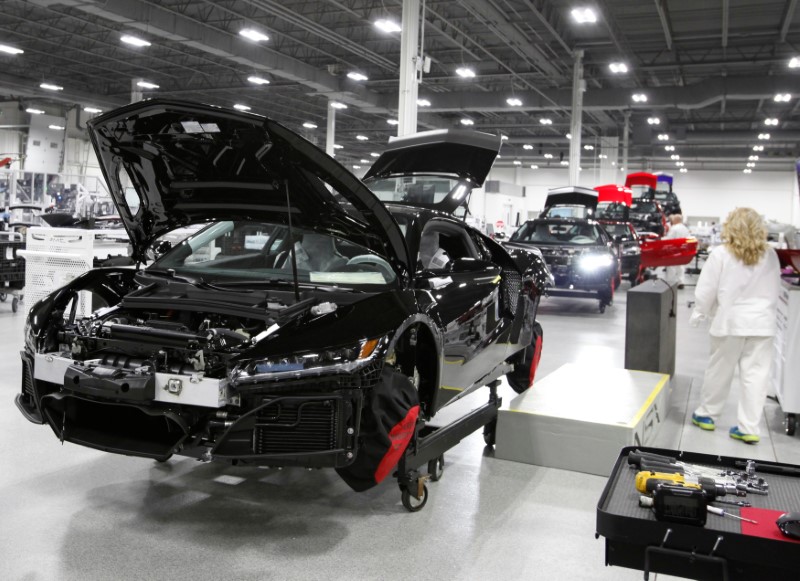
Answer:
[
  {"left": 362, "top": 129, "right": 502, "bottom": 213},
  {"left": 87, "top": 99, "right": 409, "bottom": 274},
  {"left": 625, "top": 172, "right": 658, "bottom": 190},
  {"left": 543, "top": 186, "right": 598, "bottom": 212},
  {"left": 655, "top": 173, "right": 673, "bottom": 192},
  {"left": 594, "top": 184, "right": 632, "bottom": 206}
]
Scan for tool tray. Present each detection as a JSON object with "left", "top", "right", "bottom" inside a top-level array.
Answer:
[{"left": 596, "top": 446, "right": 800, "bottom": 580}]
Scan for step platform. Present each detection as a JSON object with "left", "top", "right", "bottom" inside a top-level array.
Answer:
[{"left": 495, "top": 363, "right": 670, "bottom": 477}]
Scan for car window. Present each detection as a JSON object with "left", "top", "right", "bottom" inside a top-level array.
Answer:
[
  {"left": 152, "top": 220, "right": 397, "bottom": 286},
  {"left": 632, "top": 202, "right": 657, "bottom": 213},
  {"left": 418, "top": 221, "right": 479, "bottom": 271},
  {"left": 513, "top": 221, "right": 602, "bottom": 245}
]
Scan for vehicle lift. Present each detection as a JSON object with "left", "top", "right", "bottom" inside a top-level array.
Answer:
[{"left": 395, "top": 380, "right": 502, "bottom": 511}]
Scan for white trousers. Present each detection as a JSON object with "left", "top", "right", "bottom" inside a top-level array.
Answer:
[
  {"left": 694, "top": 335, "right": 774, "bottom": 435},
  {"left": 664, "top": 265, "right": 684, "bottom": 286}
]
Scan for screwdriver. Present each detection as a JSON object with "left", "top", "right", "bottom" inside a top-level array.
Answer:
[{"left": 706, "top": 505, "right": 758, "bottom": 524}]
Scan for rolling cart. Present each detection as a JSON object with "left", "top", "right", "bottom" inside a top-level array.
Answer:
[
  {"left": 597, "top": 446, "right": 800, "bottom": 580},
  {"left": 0, "top": 231, "right": 25, "bottom": 312}
]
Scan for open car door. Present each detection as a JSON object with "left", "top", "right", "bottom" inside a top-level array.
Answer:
[{"left": 640, "top": 236, "right": 699, "bottom": 268}]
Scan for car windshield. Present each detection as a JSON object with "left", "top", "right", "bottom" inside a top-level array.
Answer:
[
  {"left": 632, "top": 202, "right": 658, "bottom": 213},
  {"left": 512, "top": 221, "right": 602, "bottom": 245},
  {"left": 602, "top": 223, "right": 631, "bottom": 238},
  {"left": 366, "top": 175, "right": 463, "bottom": 206},
  {"left": 150, "top": 220, "right": 397, "bottom": 287},
  {"left": 542, "top": 205, "right": 592, "bottom": 219},
  {"left": 597, "top": 202, "right": 627, "bottom": 220}
]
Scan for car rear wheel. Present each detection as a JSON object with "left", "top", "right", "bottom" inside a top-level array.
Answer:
[{"left": 506, "top": 322, "right": 543, "bottom": 394}]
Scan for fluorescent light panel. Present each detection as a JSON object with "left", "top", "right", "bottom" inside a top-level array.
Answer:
[
  {"left": 330, "top": 101, "right": 347, "bottom": 109},
  {"left": 247, "top": 76, "right": 270, "bottom": 85},
  {"left": 239, "top": 29, "right": 269, "bottom": 42},
  {"left": 456, "top": 67, "right": 476, "bottom": 78},
  {"left": 40, "top": 83, "right": 63, "bottom": 91},
  {"left": 302, "top": 122, "right": 317, "bottom": 129},
  {"left": 0, "top": 44, "right": 24, "bottom": 55},
  {"left": 571, "top": 8, "right": 597, "bottom": 23},
  {"left": 347, "top": 72, "right": 368, "bottom": 81},
  {"left": 136, "top": 81, "right": 159, "bottom": 89},
  {"left": 233, "top": 104, "right": 251, "bottom": 111},
  {"left": 26, "top": 108, "right": 45, "bottom": 115},
  {"left": 374, "top": 19, "right": 401, "bottom": 33},
  {"left": 120, "top": 35, "right": 151, "bottom": 47}
]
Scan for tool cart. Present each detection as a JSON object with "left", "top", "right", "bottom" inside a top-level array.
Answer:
[
  {"left": 0, "top": 231, "right": 25, "bottom": 312},
  {"left": 596, "top": 446, "right": 800, "bottom": 580}
]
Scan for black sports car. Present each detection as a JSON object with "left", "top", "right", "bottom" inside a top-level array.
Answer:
[
  {"left": 630, "top": 200, "right": 668, "bottom": 236},
  {"left": 14, "top": 100, "right": 548, "bottom": 510}
]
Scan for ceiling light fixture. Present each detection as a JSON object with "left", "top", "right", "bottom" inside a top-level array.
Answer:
[
  {"left": 679, "top": 168, "right": 688, "bottom": 173},
  {"left": 48, "top": 124, "right": 64, "bottom": 130},
  {"left": 657, "top": 133, "right": 669, "bottom": 141},
  {"left": 374, "top": 19, "right": 402, "bottom": 33},
  {"left": 560, "top": 160, "right": 569, "bottom": 166},
  {"left": 387, "top": 119, "right": 399, "bottom": 126},
  {"left": 598, "top": 154, "right": 608, "bottom": 159},
  {"left": 744, "top": 168, "right": 752, "bottom": 173},
  {"left": 566, "top": 133, "right": 572, "bottom": 139},
  {"left": 647, "top": 117, "right": 660, "bottom": 125},
  {"left": 460, "top": 118, "right": 475, "bottom": 126},
  {"left": 774, "top": 93, "right": 791, "bottom": 102},
  {"left": 513, "top": 160, "right": 522, "bottom": 166},
  {"left": 0, "top": 44, "right": 24, "bottom": 55},
  {"left": 239, "top": 29, "right": 269, "bottom": 42},
  {"left": 746, "top": 162, "right": 755, "bottom": 167},
  {"left": 749, "top": 155, "right": 759, "bottom": 161},
  {"left": 416, "top": 98, "right": 431, "bottom": 107},
  {"left": 370, "top": 152, "right": 380, "bottom": 157},
  {"left": 544, "top": 153, "right": 554, "bottom": 159},
  {"left": 753, "top": 145, "right": 764, "bottom": 151},
  {"left": 539, "top": 118, "right": 553, "bottom": 125},
  {"left": 530, "top": 164, "right": 539, "bottom": 169},
  {"left": 758, "top": 133, "right": 771, "bottom": 140},
  {"left": 632, "top": 93, "right": 648, "bottom": 102},
  {"left": 675, "top": 161, "right": 684, "bottom": 167},
  {"left": 352, "top": 165, "right": 361, "bottom": 169},
  {"left": 333, "top": 144, "right": 343, "bottom": 149},
  {"left": 136, "top": 81, "right": 159, "bottom": 89},
  {"left": 247, "top": 76, "right": 270, "bottom": 85},
  {"left": 500, "top": 135, "right": 509, "bottom": 141},
  {"left": 456, "top": 67, "right": 476, "bottom": 78},
  {"left": 571, "top": 8, "right": 598, "bottom": 24},
  {"left": 360, "top": 159, "right": 369, "bottom": 163},
  {"left": 609, "top": 62, "right": 628, "bottom": 74},
  {"left": 39, "top": 83, "right": 63, "bottom": 91},
  {"left": 347, "top": 72, "right": 368, "bottom": 82},
  {"left": 83, "top": 107, "right": 102, "bottom": 114},
  {"left": 764, "top": 118, "right": 779, "bottom": 126},
  {"left": 25, "top": 108, "right": 44, "bottom": 115},
  {"left": 523, "top": 144, "right": 534, "bottom": 150},
  {"left": 356, "top": 135, "right": 368, "bottom": 141},
  {"left": 584, "top": 144, "right": 594, "bottom": 150},
  {"left": 302, "top": 122, "right": 317, "bottom": 129},
  {"left": 790, "top": 57, "right": 800, "bottom": 68},
  {"left": 670, "top": 154, "right": 680, "bottom": 160},
  {"left": 120, "top": 35, "right": 151, "bottom": 47},
  {"left": 233, "top": 104, "right": 251, "bottom": 111},
  {"left": 506, "top": 97, "right": 523, "bottom": 106},
  {"left": 665, "top": 145, "right": 675, "bottom": 151},
  {"left": 330, "top": 101, "right": 347, "bottom": 109}
]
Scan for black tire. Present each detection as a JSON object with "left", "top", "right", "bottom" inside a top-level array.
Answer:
[
  {"left": 599, "top": 303, "right": 606, "bottom": 314},
  {"left": 787, "top": 414, "right": 797, "bottom": 437},
  {"left": 428, "top": 455, "right": 444, "bottom": 482},
  {"left": 11, "top": 297, "right": 18, "bottom": 313},
  {"left": 483, "top": 419, "right": 497, "bottom": 446},
  {"left": 507, "top": 321, "right": 544, "bottom": 394},
  {"left": 401, "top": 484, "right": 428, "bottom": 512}
]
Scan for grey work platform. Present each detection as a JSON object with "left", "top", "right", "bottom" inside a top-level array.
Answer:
[{"left": 494, "top": 363, "right": 670, "bottom": 476}]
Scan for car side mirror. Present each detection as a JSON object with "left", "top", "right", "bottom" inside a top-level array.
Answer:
[{"left": 153, "top": 240, "right": 172, "bottom": 257}]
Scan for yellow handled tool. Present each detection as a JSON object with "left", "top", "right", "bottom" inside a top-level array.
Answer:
[{"left": 635, "top": 471, "right": 702, "bottom": 494}]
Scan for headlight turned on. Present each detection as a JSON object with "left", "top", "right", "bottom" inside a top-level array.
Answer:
[
  {"left": 231, "top": 337, "right": 385, "bottom": 385},
  {"left": 579, "top": 254, "right": 613, "bottom": 271}
]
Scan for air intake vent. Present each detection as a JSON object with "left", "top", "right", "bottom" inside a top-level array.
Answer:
[
  {"left": 22, "top": 360, "right": 34, "bottom": 396},
  {"left": 253, "top": 400, "right": 338, "bottom": 454},
  {"left": 503, "top": 271, "right": 522, "bottom": 316}
]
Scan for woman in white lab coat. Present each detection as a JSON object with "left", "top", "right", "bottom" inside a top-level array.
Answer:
[{"left": 690, "top": 208, "right": 781, "bottom": 443}]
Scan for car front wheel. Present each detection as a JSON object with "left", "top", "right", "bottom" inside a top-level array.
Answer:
[{"left": 506, "top": 321, "right": 543, "bottom": 394}]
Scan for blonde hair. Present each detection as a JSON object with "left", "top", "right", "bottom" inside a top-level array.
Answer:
[{"left": 721, "top": 207, "right": 768, "bottom": 266}]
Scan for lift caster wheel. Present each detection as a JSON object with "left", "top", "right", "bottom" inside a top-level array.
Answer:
[
  {"left": 483, "top": 419, "right": 497, "bottom": 446},
  {"left": 428, "top": 455, "right": 444, "bottom": 482},
  {"left": 11, "top": 297, "right": 18, "bottom": 313},
  {"left": 401, "top": 484, "right": 428, "bottom": 512},
  {"left": 786, "top": 413, "right": 797, "bottom": 437}
]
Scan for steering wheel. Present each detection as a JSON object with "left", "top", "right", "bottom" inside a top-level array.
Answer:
[{"left": 346, "top": 254, "right": 395, "bottom": 281}]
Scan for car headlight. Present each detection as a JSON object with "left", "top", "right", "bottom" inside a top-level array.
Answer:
[
  {"left": 623, "top": 246, "right": 641, "bottom": 256},
  {"left": 230, "top": 336, "right": 387, "bottom": 386},
  {"left": 579, "top": 253, "right": 613, "bottom": 271}
]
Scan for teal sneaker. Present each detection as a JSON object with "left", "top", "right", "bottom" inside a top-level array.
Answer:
[
  {"left": 692, "top": 413, "right": 715, "bottom": 431},
  {"left": 729, "top": 426, "right": 760, "bottom": 444}
]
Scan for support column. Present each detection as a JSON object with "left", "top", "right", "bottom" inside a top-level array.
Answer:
[
  {"left": 397, "top": 0, "right": 421, "bottom": 137},
  {"left": 622, "top": 111, "right": 630, "bottom": 174},
  {"left": 131, "top": 78, "right": 143, "bottom": 103},
  {"left": 326, "top": 100, "right": 336, "bottom": 157},
  {"left": 568, "top": 50, "right": 584, "bottom": 185}
]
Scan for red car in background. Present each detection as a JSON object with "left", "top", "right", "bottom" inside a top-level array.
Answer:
[{"left": 625, "top": 172, "right": 669, "bottom": 236}]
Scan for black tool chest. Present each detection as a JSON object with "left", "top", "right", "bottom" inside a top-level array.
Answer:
[{"left": 596, "top": 446, "right": 800, "bottom": 580}]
